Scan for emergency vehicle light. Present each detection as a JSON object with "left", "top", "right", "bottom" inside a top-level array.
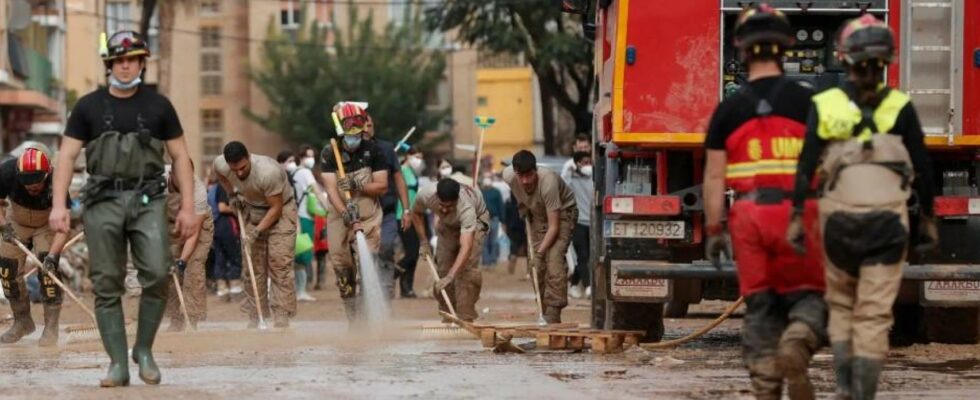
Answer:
[{"left": 604, "top": 195, "right": 681, "bottom": 216}]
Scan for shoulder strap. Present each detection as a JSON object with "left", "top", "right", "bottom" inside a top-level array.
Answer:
[{"left": 739, "top": 78, "right": 788, "bottom": 117}]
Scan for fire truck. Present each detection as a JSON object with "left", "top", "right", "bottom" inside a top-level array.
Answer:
[{"left": 562, "top": 0, "right": 980, "bottom": 342}]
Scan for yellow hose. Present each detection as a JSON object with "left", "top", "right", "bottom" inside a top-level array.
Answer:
[{"left": 640, "top": 296, "right": 745, "bottom": 350}]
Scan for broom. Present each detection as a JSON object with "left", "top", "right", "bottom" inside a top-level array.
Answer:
[
  {"left": 10, "top": 236, "right": 112, "bottom": 343},
  {"left": 236, "top": 209, "right": 269, "bottom": 330}
]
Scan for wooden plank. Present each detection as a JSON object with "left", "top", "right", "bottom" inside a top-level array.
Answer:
[
  {"left": 480, "top": 329, "right": 496, "bottom": 348},
  {"left": 536, "top": 332, "right": 551, "bottom": 348},
  {"left": 606, "top": 334, "right": 625, "bottom": 353},
  {"left": 592, "top": 336, "right": 609, "bottom": 353},
  {"left": 549, "top": 334, "right": 568, "bottom": 349},
  {"left": 567, "top": 335, "right": 586, "bottom": 350}
]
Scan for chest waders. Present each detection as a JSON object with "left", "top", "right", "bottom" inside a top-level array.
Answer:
[
  {"left": 813, "top": 87, "right": 913, "bottom": 400},
  {"left": 82, "top": 101, "right": 171, "bottom": 387}
]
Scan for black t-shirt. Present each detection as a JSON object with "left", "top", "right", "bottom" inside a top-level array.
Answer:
[
  {"left": 0, "top": 158, "right": 67, "bottom": 210},
  {"left": 375, "top": 139, "right": 401, "bottom": 213},
  {"left": 705, "top": 77, "right": 815, "bottom": 150},
  {"left": 65, "top": 87, "right": 183, "bottom": 143},
  {"left": 320, "top": 140, "right": 387, "bottom": 175}
]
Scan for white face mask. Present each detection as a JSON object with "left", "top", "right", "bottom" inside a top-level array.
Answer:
[
  {"left": 439, "top": 166, "right": 452, "bottom": 178},
  {"left": 108, "top": 69, "right": 143, "bottom": 90},
  {"left": 579, "top": 165, "right": 593, "bottom": 177},
  {"left": 285, "top": 162, "right": 298, "bottom": 173},
  {"left": 408, "top": 157, "right": 424, "bottom": 173},
  {"left": 301, "top": 157, "right": 315, "bottom": 169},
  {"left": 482, "top": 178, "right": 493, "bottom": 187}
]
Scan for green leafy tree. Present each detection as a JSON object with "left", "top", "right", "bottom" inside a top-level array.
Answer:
[
  {"left": 245, "top": 5, "right": 448, "bottom": 149},
  {"left": 427, "top": 0, "right": 593, "bottom": 155}
]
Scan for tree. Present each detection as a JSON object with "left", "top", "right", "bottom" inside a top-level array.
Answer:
[
  {"left": 426, "top": 0, "right": 594, "bottom": 155},
  {"left": 244, "top": 6, "right": 449, "bottom": 149}
]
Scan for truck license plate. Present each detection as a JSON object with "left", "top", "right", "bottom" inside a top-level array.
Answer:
[
  {"left": 609, "top": 220, "right": 685, "bottom": 239},
  {"left": 923, "top": 281, "right": 980, "bottom": 303}
]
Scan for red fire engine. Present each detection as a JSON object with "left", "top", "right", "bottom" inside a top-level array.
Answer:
[{"left": 565, "top": 0, "right": 980, "bottom": 342}]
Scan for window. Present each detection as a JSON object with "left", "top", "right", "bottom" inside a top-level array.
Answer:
[
  {"left": 203, "top": 136, "right": 223, "bottom": 156},
  {"left": 105, "top": 2, "right": 133, "bottom": 35},
  {"left": 201, "top": 27, "right": 221, "bottom": 48},
  {"left": 281, "top": 0, "right": 302, "bottom": 28},
  {"left": 147, "top": 9, "right": 160, "bottom": 54},
  {"left": 201, "top": 109, "right": 223, "bottom": 133},
  {"left": 200, "top": 0, "right": 220, "bottom": 15},
  {"left": 201, "top": 53, "right": 221, "bottom": 72},
  {"left": 201, "top": 75, "right": 221, "bottom": 95}
]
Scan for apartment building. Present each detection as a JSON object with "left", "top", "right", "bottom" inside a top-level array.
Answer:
[
  {"left": 65, "top": 0, "right": 476, "bottom": 170},
  {"left": 0, "top": 0, "right": 65, "bottom": 153}
]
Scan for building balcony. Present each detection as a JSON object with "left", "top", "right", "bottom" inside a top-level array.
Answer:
[{"left": 0, "top": 35, "right": 59, "bottom": 115}]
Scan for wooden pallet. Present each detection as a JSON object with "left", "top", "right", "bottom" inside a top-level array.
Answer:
[
  {"left": 438, "top": 312, "right": 643, "bottom": 354},
  {"left": 476, "top": 323, "right": 579, "bottom": 348},
  {"left": 533, "top": 328, "right": 645, "bottom": 354}
]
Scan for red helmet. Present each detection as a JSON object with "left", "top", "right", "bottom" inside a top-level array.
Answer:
[
  {"left": 838, "top": 14, "right": 895, "bottom": 65},
  {"left": 338, "top": 103, "right": 368, "bottom": 135},
  {"left": 16, "top": 147, "right": 51, "bottom": 185}
]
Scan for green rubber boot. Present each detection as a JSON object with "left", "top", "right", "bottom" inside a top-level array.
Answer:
[
  {"left": 132, "top": 295, "right": 166, "bottom": 385},
  {"left": 851, "top": 357, "right": 884, "bottom": 400},
  {"left": 831, "top": 341, "right": 853, "bottom": 399},
  {"left": 96, "top": 304, "right": 130, "bottom": 387}
]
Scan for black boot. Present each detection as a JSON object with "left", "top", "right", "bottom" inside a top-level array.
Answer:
[
  {"left": 851, "top": 357, "right": 884, "bottom": 400},
  {"left": 132, "top": 295, "right": 166, "bottom": 385},
  {"left": 38, "top": 304, "right": 61, "bottom": 347},
  {"left": 0, "top": 297, "right": 35, "bottom": 343},
  {"left": 831, "top": 341, "right": 853, "bottom": 399},
  {"left": 96, "top": 303, "right": 130, "bottom": 387}
]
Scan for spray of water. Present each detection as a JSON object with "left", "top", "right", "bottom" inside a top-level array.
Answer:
[{"left": 355, "top": 231, "right": 388, "bottom": 332}]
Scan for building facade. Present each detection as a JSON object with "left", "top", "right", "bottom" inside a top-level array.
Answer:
[{"left": 0, "top": 0, "right": 65, "bottom": 154}]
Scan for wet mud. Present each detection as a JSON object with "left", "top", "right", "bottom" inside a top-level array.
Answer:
[{"left": 1, "top": 269, "right": 979, "bottom": 399}]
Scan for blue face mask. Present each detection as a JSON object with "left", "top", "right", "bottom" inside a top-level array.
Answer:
[
  {"left": 343, "top": 135, "right": 362, "bottom": 151},
  {"left": 109, "top": 70, "right": 142, "bottom": 90}
]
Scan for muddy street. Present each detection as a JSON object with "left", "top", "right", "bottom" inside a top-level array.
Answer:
[{"left": 2, "top": 269, "right": 979, "bottom": 399}]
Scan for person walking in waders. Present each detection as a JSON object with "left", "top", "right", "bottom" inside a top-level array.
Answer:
[{"left": 51, "top": 31, "right": 199, "bottom": 387}]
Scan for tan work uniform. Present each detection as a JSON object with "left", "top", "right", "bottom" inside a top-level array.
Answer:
[
  {"left": 503, "top": 166, "right": 577, "bottom": 313},
  {"left": 164, "top": 175, "right": 214, "bottom": 327},
  {"left": 214, "top": 154, "right": 297, "bottom": 321},
  {"left": 0, "top": 204, "right": 57, "bottom": 303},
  {"left": 319, "top": 141, "right": 386, "bottom": 300},
  {"left": 413, "top": 183, "right": 490, "bottom": 321}
]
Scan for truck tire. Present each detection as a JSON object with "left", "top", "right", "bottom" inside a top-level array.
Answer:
[
  {"left": 605, "top": 300, "right": 665, "bottom": 342},
  {"left": 664, "top": 301, "right": 690, "bottom": 318}
]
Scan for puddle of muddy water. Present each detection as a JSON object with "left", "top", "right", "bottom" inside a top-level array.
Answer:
[{"left": 897, "top": 358, "right": 980, "bottom": 373}]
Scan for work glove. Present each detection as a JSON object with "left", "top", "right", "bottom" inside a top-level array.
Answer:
[
  {"left": 244, "top": 226, "right": 265, "bottom": 248},
  {"left": 0, "top": 223, "right": 16, "bottom": 243},
  {"left": 342, "top": 203, "right": 361, "bottom": 228},
  {"left": 337, "top": 176, "right": 363, "bottom": 194},
  {"left": 420, "top": 242, "right": 434, "bottom": 260},
  {"left": 435, "top": 273, "right": 455, "bottom": 292},
  {"left": 914, "top": 214, "right": 940, "bottom": 255},
  {"left": 41, "top": 253, "right": 60, "bottom": 275},
  {"left": 171, "top": 259, "right": 187, "bottom": 277},
  {"left": 785, "top": 210, "right": 806, "bottom": 255},
  {"left": 229, "top": 194, "right": 246, "bottom": 213},
  {"left": 705, "top": 223, "right": 732, "bottom": 270}
]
